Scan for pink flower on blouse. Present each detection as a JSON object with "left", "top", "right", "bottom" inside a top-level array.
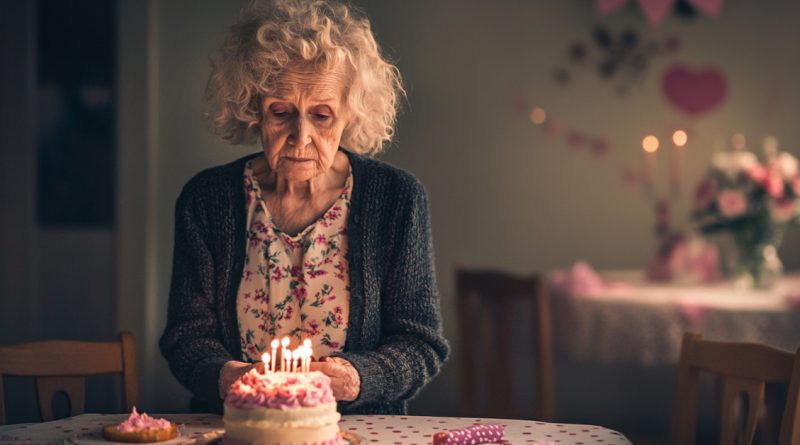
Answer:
[
  {"left": 290, "top": 266, "right": 305, "bottom": 284},
  {"left": 717, "top": 189, "right": 747, "bottom": 218},
  {"left": 292, "top": 286, "right": 307, "bottom": 305},
  {"left": 252, "top": 221, "right": 266, "bottom": 234},
  {"left": 304, "top": 320, "right": 321, "bottom": 337},
  {"left": 314, "top": 234, "right": 327, "bottom": 245},
  {"left": 254, "top": 289, "right": 268, "bottom": 304},
  {"left": 307, "top": 269, "right": 328, "bottom": 279}
]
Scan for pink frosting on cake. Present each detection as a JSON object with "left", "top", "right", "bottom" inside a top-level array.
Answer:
[
  {"left": 116, "top": 407, "right": 172, "bottom": 432},
  {"left": 225, "top": 369, "right": 336, "bottom": 409}
]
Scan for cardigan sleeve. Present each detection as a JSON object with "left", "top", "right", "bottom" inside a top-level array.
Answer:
[
  {"left": 335, "top": 177, "right": 450, "bottom": 408},
  {"left": 159, "top": 181, "right": 234, "bottom": 406}
]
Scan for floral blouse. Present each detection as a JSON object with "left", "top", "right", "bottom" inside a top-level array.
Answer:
[{"left": 237, "top": 160, "right": 351, "bottom": 362}]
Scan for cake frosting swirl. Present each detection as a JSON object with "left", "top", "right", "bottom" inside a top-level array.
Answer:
[
  {"left": 116, "top": 407, "right": 172, "bottom": 432},
  {"left": 101, "top": 407, "right": 178, "bottom": 443},
  {"left": 225, "top": 370, "right": 335, "bottom": 409}
]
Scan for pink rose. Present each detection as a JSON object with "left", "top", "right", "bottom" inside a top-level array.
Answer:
[
  {"left": 745, "top": 165, "right": 767, "bottom": 182},
  {"left": 770, "top": 198, "right": 796, "bottom": 223},
  {"left": 716, "top": 189, "right": 747, "bottom": 218},
  {"left": 763, "top": 169, "right": 785, "bottom": 198}
]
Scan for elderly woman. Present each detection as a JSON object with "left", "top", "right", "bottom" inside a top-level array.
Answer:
[{"left": 159, "top": 0, "right": 449, "bottom": 415}]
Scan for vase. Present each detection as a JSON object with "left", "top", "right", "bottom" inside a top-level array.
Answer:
[{"left": 729, "top": 242, "right": 783, "bottom": 290}]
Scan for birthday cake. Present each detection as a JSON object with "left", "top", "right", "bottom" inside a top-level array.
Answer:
[
  {"left": 222, "top": 369, "right": 344, "bottom": 445},
  {"left": 102, "top": 407, "right": 178, "bottom": 443}
]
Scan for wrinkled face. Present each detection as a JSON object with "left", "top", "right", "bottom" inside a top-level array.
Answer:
[{"left": 259, "top": 67, "right": 350, "bottom": 182}]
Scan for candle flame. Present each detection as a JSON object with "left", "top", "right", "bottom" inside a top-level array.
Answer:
[
  {"left": 672, "top": 130, "right": 688, "bottom": 147},
  {"left": 281, "top": 337, "right": 290, "bottom": 348},
  {"left": 642, "top": 135, "right": 659, "bottom": 153},
  {"left": 529, "top": 107, "right": 546, "bottom": 125},
  {"left": 271, "top": 339, "right": 280, "bottom": 348}
]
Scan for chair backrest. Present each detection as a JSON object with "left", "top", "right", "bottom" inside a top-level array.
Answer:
[
  {"left": 456, "top": 268, "right": 555, "bottom": 421},
  {"left": 672, "top": 332, "right": 800, "bottom": 445},
  {"left": 0, "top": 332, "right": 138, "bottom": 425}
]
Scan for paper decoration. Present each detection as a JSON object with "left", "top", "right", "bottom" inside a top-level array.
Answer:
[
  {"left": 596, "top": 0, "right": 726, "bottom": 25},
  {"left": 687, "top": 0, "right": 723, "bottom": 16},
  {"left": 636, "top": 0, "right": 675, "bottom": 26},
  {"left": 597, "top": 0, "right": 628, "bottom": 16},
  {"left": 661, "top": 63, "right": 728, "bottom": 116},
  {"left": 555, "top": 27, "right": 680, "bottom": 95}
]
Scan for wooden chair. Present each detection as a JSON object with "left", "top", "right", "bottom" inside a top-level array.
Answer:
[
  {"left": 672, "top": 332, "right": 800, "bottom": 445},
  {"left": 456, "top": 268, "right": 555, "bottom": 421},
  {"left": 0, "top": 332, "right": 138, "bottom": 424}
]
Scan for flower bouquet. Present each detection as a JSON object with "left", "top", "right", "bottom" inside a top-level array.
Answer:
[{"left": 693, "top": 148, "right": 800, "bottom": 288}]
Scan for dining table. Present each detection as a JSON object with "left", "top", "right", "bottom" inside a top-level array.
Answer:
[
  {"left": 0, "top": 413, "right": 633, "bottom": 445},
  {"left": 551, "top": 269, "right": 800, "bottom": 365},
  {"left": 548, "top": 267, "right": 800, "bottom": 434}
]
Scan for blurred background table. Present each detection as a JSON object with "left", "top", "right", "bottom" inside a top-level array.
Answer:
[
  {"left": 553, "top": 270, "right": 800, "bottom": 365},
  {"left": 550, "top": 270, "right": 800, "bottom": 439}
]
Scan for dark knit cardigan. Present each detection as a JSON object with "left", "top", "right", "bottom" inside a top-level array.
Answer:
[{"left": 159, "top": 149, "right": 450, "bottom": 415}]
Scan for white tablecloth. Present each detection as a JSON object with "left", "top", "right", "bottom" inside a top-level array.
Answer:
[
  {"left": 0, "top": 413, "right": 632, "bottom": 445},
  {"left": 553, "top": 270, "right": 800, "bottom": 365}
]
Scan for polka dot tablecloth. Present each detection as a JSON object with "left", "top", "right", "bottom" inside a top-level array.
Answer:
[
  {"left": 339, "top": 415, "right": 631, "bottom": 445},
  {"left": 0, "top": 413, "right": 631, "bottom": 445},
  {"left": 0, "top": 413, "right": 225, "bottom": 445}
]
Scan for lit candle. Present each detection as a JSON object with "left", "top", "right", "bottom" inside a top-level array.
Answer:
[
  {"left": 642, "top": 135, "right": 659, "bottom": 198},
  {"left": 270, "top": 339, "right": 279, "bottom": 373},
  {"left": 287, "top": 349, "right": 294, "bottom": 373},
  {"left": 670, "top": 130, "right": 687, "bottom": 196},
  {"left": 302, "top": 339, "right": 312, "bottom": 373},
  {"left": 261, "top": 352, "right": 270, "bottom": 374},
  {"left": 281, "top": 337, "right": 290, "bottom": 373}
]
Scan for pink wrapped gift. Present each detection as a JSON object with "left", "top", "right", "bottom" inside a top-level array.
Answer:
[{"left": 432, "top": 424, "right": 504, "bottom": 445}]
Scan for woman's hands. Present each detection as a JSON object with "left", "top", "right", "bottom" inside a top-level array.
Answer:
[
  {"left": 310, "top": 357, "right": 361, "bottom": 401},
  {"left": 219, "top": 357, "right": 360, "bottom": 402},
  {"left": 219, "top": 360, "right": 261, "bottom": 399}
]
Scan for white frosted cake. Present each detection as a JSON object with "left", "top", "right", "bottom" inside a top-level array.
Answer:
[{"left": 222, "top": 369, "right": 344, "bottom": 445}]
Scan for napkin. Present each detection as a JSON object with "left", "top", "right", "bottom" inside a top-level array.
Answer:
[{"left": 432, "top": 424, "right": 504, "bottom": 445}]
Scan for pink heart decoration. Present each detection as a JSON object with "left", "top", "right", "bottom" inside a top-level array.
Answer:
[
  {"left": 596, "top": 0, "right": 629, "bottom": 16},
  {"left": 661, "top": 64, "right": 728, "bottom": 116},
  {"left": 636, "top": 0, "right": 675, "bottom": 25}
]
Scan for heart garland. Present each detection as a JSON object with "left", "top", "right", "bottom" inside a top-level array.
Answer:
[{"left": 597, "top": 0, "right": 724, "bottom": 25}]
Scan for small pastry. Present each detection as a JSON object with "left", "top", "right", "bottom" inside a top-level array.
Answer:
[{"left": 102, "top": 407, "right": 178, "bottom": 443}]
